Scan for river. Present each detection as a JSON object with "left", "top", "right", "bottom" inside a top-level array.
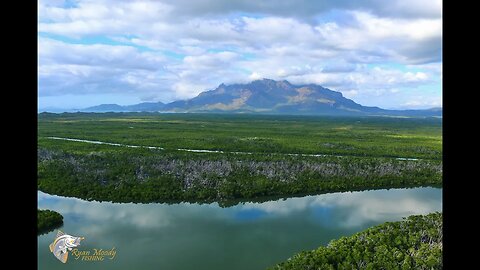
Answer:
[{"left": 38, "top": 187, "right": 441, "bottom": 270}]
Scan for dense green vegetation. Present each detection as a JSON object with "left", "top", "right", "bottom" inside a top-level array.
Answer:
[
  {"left": 38, "top": 112, "right": 441, "bottom": 159},
  {"left": 269, "top": 212, "right": 442, "bottom": 270},
  {"left": 38, "top": 113, "right": 442, "bottom": 204},
  {"left": 38, "top": 145, "right": 441, "bottom": 204},
  {"left": 38, "top": 209, "right": 63, "bottom": 234}
]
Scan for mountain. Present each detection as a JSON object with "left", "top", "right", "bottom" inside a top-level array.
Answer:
[
  {"left": 80, "top": 79, "right": 441, "bottom": 117},
  {"left": 38, "top": 107, "right": 83, "bottom": 113},
  {"left": 125, "top": 102, "right": 165, "bottom": 112},
  {"left": 83, "top": 104, "right": 125, "bottom": 112},
  {"left": 162, "top": 79, "right": 355, "bottom": 114},
  {"left": 83, "top": 102, "right": 165, "bottom": 112},
  {"left": 162, "top": 79, "right": 441, "bottom": 117}
]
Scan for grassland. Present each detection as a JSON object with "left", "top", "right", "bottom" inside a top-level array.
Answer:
[
  {"left": 38, "top": 112, "right": 441, "bottom": 159},
  {"left": 38, "top": 113, "right": 442, "bottom": 204}
]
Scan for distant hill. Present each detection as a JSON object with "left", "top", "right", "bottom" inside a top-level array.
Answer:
[
  {"left": 84, "top": 102, "right": 165, "bottom": 112},
  {"left": 83, "top": 104, "right": 125, "bottom": 112},
  {"left": 80, "top": 79, "right": 441, "bottom": 117}
]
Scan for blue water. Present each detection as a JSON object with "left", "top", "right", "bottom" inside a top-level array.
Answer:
[{"left": 38, "top": 187, "right": 442, "bottom": 270}]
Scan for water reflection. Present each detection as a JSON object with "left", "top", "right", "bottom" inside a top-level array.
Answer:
[
  {"left": 238, "top": 188, "right": 441, "bottom": 228},
  {"left": 38, "top": 187, "right": 442, "bottom": 270}
]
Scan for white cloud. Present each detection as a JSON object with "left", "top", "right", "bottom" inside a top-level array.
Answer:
[
  {"left": 38, "top": 38, "right": 174, "bottom": 100},
  {"left": 134, "top": 0, "right": 442, "bottom": 20},
  {"left": 342, "top": 89, "right": 358, "bottom": 98},
  {"left": 39, "top": 38, "right": 166, "bottom": 70},
  {"left": 248, "top": 72, "right": 262, "bottom": 81},
  {"left": 312, "top": 11, "right": 441, "bottom": 64},
  {"left": 183, "top": 51, "right": 238, "bottom": 69},
  {"left": 172, "top": 81, "right": 210, "bottom": 99},
  {"left": 401, "top": 96, "right": 442, "bottom": 109},
  {"left": 38, "top": 0, "right": 442, "bottom": 109}
]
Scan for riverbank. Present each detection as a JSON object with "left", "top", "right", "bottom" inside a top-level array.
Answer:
[
  {"left": 38, "top": 209, "right": 63, "bottom": 234},
  {"left": 269, "top": 212, "right": 442, "bottom": 269},
  {"left": 38, "top": 113, "right": 442, "bottom": 204},
  {"left": 38, "top": 146, "right": 442, "bottom": 205}
]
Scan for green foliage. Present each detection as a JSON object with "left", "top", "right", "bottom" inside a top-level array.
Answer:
[
  {"left": 38, "top": 209, "right": 63, "bottom": 234},
  {"left": 269, "top": 212, "right": 442, "bottom": 270},
  {"left": 38, "top": 146, "right": 441, "bottom": 204},
  {"left": 38, "top": 113, "right": 442, "bottom": 160},
  {"left": 37, "top": 113, "right": 442, "bottom": 204}
]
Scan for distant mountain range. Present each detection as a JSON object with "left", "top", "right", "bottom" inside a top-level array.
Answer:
[
  {"left": 71, "top": 79, "right": 441, "bottom": 117},
  {"left": 85, "top": 102, "right": 165, "bottom": 112}
]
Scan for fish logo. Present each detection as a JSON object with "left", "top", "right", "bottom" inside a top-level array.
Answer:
[{"left": 49, "top": 230, "right": 85, "bottom": 263}]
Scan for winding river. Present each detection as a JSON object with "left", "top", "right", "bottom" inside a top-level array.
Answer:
[{"left": 38, "top": 187, "right": 441, "bottom": 270}]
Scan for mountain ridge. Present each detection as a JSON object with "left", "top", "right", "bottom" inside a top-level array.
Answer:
[{"left": 64, "top": 79, "right": 441, "bottom": 117}]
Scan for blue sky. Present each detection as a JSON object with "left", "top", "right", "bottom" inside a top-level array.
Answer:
[{"left": 38, "top": 0, "right": 442, "bottom": 110}]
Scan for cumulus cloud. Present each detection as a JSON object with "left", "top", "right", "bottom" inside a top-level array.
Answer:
[
  {"left": 38, "top": 0, "right": 442, "bottom": 109},
  {"left": 322, "top": 63, "right": 357, "bottom": 73},
  {"left": 139, "top": 0, "right": 442, "bottom": 20},
  {"left": 39, "top": 38, "right": 166, "bottom": 70},
  {"left": 38, "top": 37, "right": 175, "bottom": 101}
]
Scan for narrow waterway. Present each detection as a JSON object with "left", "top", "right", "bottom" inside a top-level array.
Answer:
[
  {"left": 38, "top": 187, "right": 441, "bottom": 270},
  {"left": 45, "top": 136, "right": 420, "bottom": 160}
]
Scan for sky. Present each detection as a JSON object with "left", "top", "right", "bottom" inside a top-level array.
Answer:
[{"left": 38, "top": 0, "right": 442, "bottom": 110}]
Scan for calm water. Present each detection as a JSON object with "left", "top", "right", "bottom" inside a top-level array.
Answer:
[{"left": 38, "top": 187, "right": 442, "bottom": 270}]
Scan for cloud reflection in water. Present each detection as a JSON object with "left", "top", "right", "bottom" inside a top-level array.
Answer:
[
  {"left": 38, "top": 187, "right": 441, "bottom": 232},
  {"left": 38, "top": 187, "right": 442, "bottom": 270}
]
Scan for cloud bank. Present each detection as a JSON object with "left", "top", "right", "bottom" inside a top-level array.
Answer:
[{"left": 38, "top": 0, "right": 442, "bottom": 109}]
